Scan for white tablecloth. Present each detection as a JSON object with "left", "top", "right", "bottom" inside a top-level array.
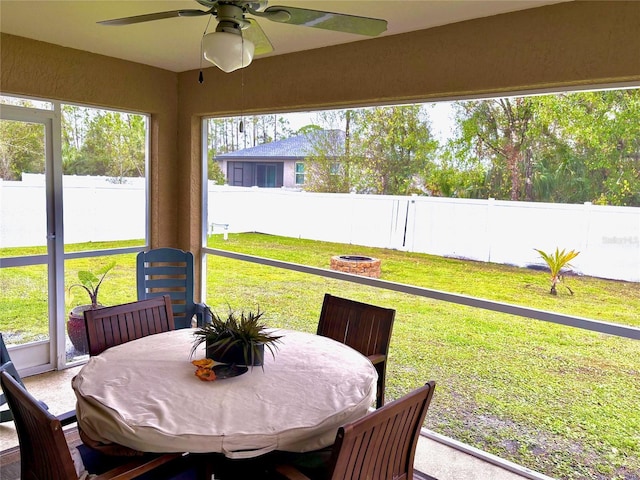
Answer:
[{"left": 72, "top": 328, "right": 377, "bottom": 458}]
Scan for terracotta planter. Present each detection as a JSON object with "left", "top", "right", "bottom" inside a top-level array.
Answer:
[
  {"left": 206, "top": 341, "right": 264, "bottom": 366},
  {"left": 67, "top": 305, "right": 96, "bottom": 354}
]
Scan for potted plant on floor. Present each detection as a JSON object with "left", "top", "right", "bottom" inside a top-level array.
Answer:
[
  {"left": 67, "top": 260, "right": 116, "bottom": 354},
  {"left": 191, "top": 307, "right": 282, "bottom": 367}
]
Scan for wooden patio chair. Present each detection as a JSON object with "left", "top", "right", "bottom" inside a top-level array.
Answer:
[
  {"left": 274, "top": 381, "right": 436, "bottom": 480},
  {"left": 137, "top": 248, "right": 210, "bottom": 329},
  {"left": 0, "top": 370, "right": 196, "bottom": 480},
  {"left": 84, "top": 295, "right": 175, "bottom": 356},
  {"left": 0, "top": 332, "right": 76, "bottom": 425},
  {"left": 317, "top": 293, "right": 395, "bottom": 408}
]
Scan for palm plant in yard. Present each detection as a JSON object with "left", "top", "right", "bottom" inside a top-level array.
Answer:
[{"left": 534, "top": 247, "right": 580, "bottom": 295}]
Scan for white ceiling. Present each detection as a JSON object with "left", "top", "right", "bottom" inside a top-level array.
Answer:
[{"left": 1, "top": 1, "right": 568, "bottom": 73}]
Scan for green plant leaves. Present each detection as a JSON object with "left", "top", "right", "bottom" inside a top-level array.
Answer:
[
  {"left": 191, "top": 306, "right": 282, "bottom": 366},
  {"left": 68, "top": 260, "right": 116, "bottom": 308},
  {"left": 534, "top": 247, "right": 580, "bottom": 295}
]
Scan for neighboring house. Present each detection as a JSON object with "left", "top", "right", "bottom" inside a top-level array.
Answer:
[{"left": 215, "top": 130, "right": 344, "bottom": 188}]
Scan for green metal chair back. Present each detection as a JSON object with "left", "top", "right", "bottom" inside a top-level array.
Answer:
[
  {"left": 136, "top": 248, "right": 209, "bottom": 329},
  {"left": 0, "top": 333, "right": 30, "bottom": 422},
  {"left": 0, "top": 333, "right": 77, "bottom": 425}
]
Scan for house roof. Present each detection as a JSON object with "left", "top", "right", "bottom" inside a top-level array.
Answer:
[{"left": 216, "top": 130, "right": 345, "bottom": 161}]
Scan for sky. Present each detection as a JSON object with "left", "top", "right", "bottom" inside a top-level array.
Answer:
[
  {"left": 283, "top": 101, "right": 457, "bottom": 143},
  {"left": 427, "top": 102, "right": 457, "bottom": 142}
]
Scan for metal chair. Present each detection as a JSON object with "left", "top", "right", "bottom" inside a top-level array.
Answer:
[
  {"left": 84, "top": 295, "right": 175, "bottom": 356},
  {"left": 275, "top": 381, "right": 436, "bottom": 480},
  {"left": 0, "top": 332, "right": 75, "bottom": 425},
  {"left": 137, "top": 248, "right": 210, "bottom": 329},
  {"left": 0, "top": 370, "right": 194, "bottom": 480},
  {"left": 317, "top": 293, "right": 395, "bottom": 408}
]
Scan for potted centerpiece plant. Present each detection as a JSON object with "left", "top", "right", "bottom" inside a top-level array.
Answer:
[
  {"left": 191, "top": 307, "right": 282, "bottom": 367},
  {"left": 66, "top": 261, "right": 116, "bottom": 354}
]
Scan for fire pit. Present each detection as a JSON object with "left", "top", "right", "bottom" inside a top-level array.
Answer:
[{"left": 330, "top": 255, "right": 381, "bottom": 278}]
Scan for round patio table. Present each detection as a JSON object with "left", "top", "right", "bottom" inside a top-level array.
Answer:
[{"left": 73, "top": 328, "right": 377, "bottom": 458}]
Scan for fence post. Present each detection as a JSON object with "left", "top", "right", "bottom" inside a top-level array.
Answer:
[
  {"left": 486, "top": 197, "right": 495, "bottom": 263},
  {"left": 0, "top": 179, "right": 3, "bottom": 248},
  {"left": 583, "top": 202, "right": 592, "bottom": 251}
]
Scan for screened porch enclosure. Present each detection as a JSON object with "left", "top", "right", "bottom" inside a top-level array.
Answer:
[{"left": 1, "top": 2, "right": 639, "bottom": 479}]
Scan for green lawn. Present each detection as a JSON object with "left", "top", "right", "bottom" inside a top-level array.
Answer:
[
  {"left": 1, "top": 234, "right": 639, "bottom": 479},
  {"left": 0, "top": 240, "right": 143, "bottom": 342},
  {"left": 204, "top": 234, "right": 639, "bottom": 480}
]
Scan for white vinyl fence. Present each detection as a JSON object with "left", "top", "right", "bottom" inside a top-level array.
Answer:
[
  {"left": 207, "top": 185, "right": 640, "bottom": 283},
  {"left": 0, "top": 174, "right": 145, "bottom": 247},
  {"left": 2, "top": 176, "right": 638, "bottom": 282}
]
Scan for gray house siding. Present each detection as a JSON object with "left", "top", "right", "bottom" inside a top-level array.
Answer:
[{"left": 226, "top": 161, "right": 284, "bottom": 188}]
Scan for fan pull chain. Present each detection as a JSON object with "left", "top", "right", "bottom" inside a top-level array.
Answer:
[
  {"left": 239, "top": 67, "right": 244, "bottom": 133},
  {"left": 239, "top": 35, "right": 245, "bottom": 134},
  {"left": 199, "top": 16, "right": 214, "bottom": 84},
  {"left": 198, "top": 36, "right": 205, "bottom": 84}
]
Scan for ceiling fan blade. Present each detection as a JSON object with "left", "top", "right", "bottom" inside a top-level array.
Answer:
[
  {"left": 244, "top": 18, "right": 274, "bottom": 56},
  {"left": 194, "top": 0, "right": 218, "bottom": 8},
  {"left": 262, "top": 6, "right": 387, "bottom": 36},
  {"left": 98, "top": 9, "right": 209, "bottom": 26}
]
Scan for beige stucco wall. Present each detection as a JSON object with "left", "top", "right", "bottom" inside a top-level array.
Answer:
[
  {"left": 0, "top": 33, "right": 179, "bottom": 248},
  {"left": 3, "top": 1, "right": 640, "bottom": 298},
  {"left": 179, "top": 2, "right": 640, "bottom": 117}
]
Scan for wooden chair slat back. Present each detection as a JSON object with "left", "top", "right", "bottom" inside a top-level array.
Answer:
[
  {"left": 317, "top": 293, "right": 395, "bottom": 408},
  {"left": 329, "top": 381, "right": 436, "bottom": 480},
  {"left": 84, "top": 295, "right": 175, "bottom": 356},
  {"left": 317, "top": 294, "right": 395, "bottom": 358},
  {"left": 0, "top": 371, "right": 77, "bottom": 479}
]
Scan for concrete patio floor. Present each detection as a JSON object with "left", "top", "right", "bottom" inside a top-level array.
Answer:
[{"left": 1, "top": 367, "right": 539, "bottom": 480}]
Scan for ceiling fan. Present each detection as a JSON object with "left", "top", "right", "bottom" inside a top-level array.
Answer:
[{"left": 99, "top": 1, "right": 388, "bottom": 73}]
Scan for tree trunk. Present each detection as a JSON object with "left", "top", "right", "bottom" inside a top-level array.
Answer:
[
  {"left": 524, "top": 148, "right": 534, "bottom": 200},
  {"left": 505, "top": 141, "right": 520, "bottom": 201}
]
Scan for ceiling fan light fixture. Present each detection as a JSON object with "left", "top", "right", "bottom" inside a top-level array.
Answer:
[{"left": 203, "top": 31, "right": 255, "bottom": 73}]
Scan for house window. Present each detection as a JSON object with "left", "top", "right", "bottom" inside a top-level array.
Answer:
[
  {"left": 295, "top": 162, "right": 305, "bottom": 185},
  {"left": 256, "top": 164, "right": 277, "bottom": 187},
  {"left": 232, "top": 164, "right": 244, "bottom": 186}
]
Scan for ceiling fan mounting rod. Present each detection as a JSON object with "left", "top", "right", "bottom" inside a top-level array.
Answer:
[{"left": 215, "top": 3, "right": 247, "bottom": 29}]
